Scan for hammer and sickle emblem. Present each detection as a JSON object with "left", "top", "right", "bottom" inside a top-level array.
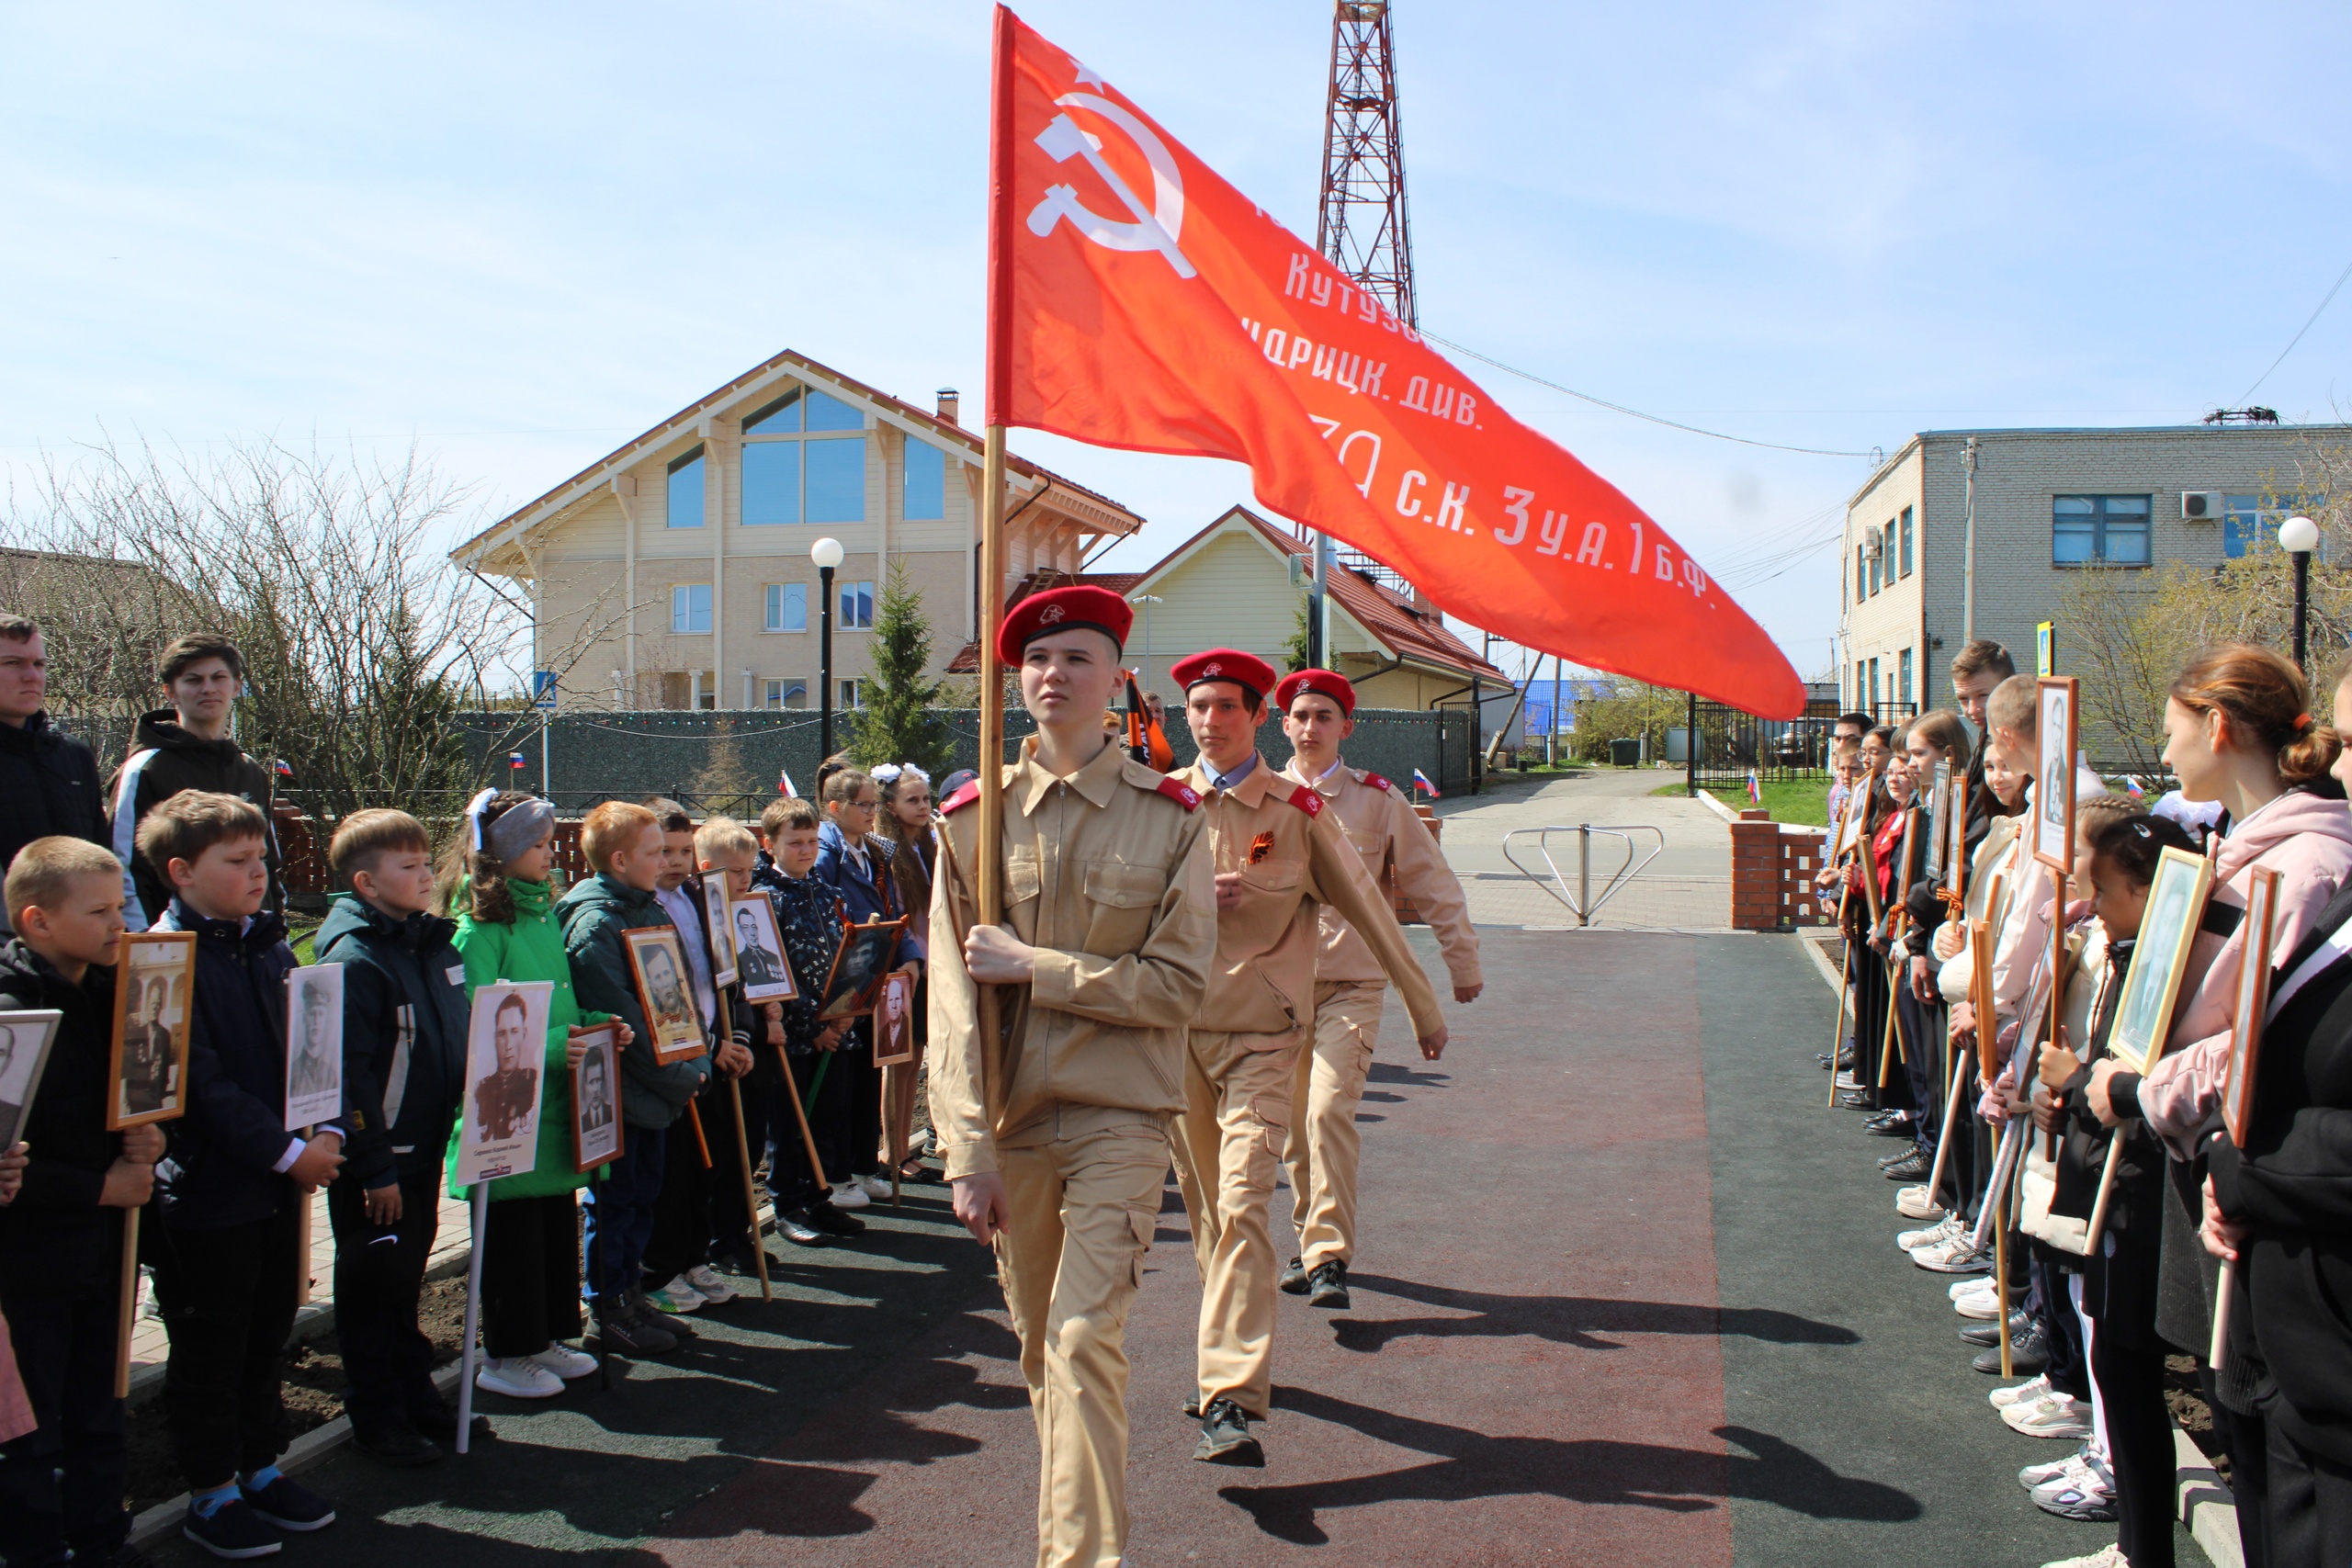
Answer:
[{"left": 1026, "top": 93, "right": 1197, "bottom": 279}]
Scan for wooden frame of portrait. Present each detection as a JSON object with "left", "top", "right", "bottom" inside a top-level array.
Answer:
[
  {"left": 700, "top": 877, "right": 739, "bottom": 988},
  {"left": 2221, "top": 864, "right": 2282, "bottom": 1150},
  {"left": 2033, "top": 676, "right": 2080, "bottom": 872},
  {"left": 570, "top": 1021, "right": 625, "bottom": 1174},
  {"left": 1925, "top": 760, "right": 1953, "bottom": 882},
  {"left": 2104, "top": 845, "right": 2214, "bottom": 1075},
  {"left": 727, "top": 895, "right": 799, "bottom": 1004},
  {"left": 819, "top": 917, "right": 907, "bottom": 1021},
  {"left": 107, "top": 930, "right": 195, "bottom": 1132},
  {"left": 624, "top": 925, "right": 707, "bottom": 1065},
  {"left": 872, "top": 970, "right": 916, "bottom": 1067},
  {"left": 1944, "top": 762, "right": 1970, "bottom": 897},
  {"left": 0, "top": 1010, "right": 62, "bottom": 1153}
]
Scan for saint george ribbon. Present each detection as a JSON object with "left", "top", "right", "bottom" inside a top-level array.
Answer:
[{"left": 984, "top": 6, "right": 1804, "bottom": 717}]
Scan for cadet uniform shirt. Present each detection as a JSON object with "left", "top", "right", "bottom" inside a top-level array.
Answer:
[
  {"left": 1285, "top": 760, "right": 1482, "bottom": 992},
  {"left": 928, "top": 736, "right": 1218, "bottom": 1179},
  {"left": 1173, "top": 752, "right": 1445, "bottom": 1042}
]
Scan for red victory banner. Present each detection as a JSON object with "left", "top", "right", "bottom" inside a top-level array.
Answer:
[{"left": 984, "top": 6, "right": 1804, "bottom": 718}]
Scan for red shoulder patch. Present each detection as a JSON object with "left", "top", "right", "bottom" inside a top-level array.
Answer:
[
  {"left": 1285, "top": 784, "right": 1325, "bottom": 818},
  {"left": 1154, "top": 775, "right": 1202, "bottom": 812},
  {"left": 940, "top": 780, "right": 982, "bottom": 814},
  {"left": 1360, "top": 772, "right": 1395, "bottom": 795}
]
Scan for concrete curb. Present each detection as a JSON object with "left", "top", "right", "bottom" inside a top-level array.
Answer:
[{"left": 1693, "top": 787, "right": 1741, "bottom": 824}]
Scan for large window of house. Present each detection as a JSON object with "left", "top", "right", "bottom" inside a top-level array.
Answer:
[
  {"left": 765, "top": 582, "right": 807, "bottom": 632},
  {"left": 2052, "top": 494, "right": 2152, "bottom": 566},
  {"left": 905, "top": 440, "right": 946, "bottom": 520},
  {"left": 763, "top": 678, "right": 806, "bottom": 709},
  {"left": 1899, "top": 648, "right": 1914, "bottom": 705},
  {"left": 2224, "top": 491, "right": 2325, "bottom": 559},
  {"left": 839, "top": 580, "right": 876, "bottom": 629},
  {"left": 839, "top": 679, "right": 864, "bottom": 709},
  {"left": 741, "top": 386, "right": 866, "bottom": 525},
  {"left": 1898, "top": 507, "right": 1914, "bottom": 577},
  {"left": 1883, "top": 520, "right": 1898, "bottom": 582},
  {"left": 667, "top": 447, "right": 705, "bottom": 529},
  {"left": 671, "top": 583, "right": 712, "bottom": 635}
]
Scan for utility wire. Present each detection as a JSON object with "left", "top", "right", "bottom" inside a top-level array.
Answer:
[
  {"left": 1419, "top": 330, "right": 1876, "bottom": 459},
  {"left": 2242, "top": 252, "right": 2352, "bottom": 403}
]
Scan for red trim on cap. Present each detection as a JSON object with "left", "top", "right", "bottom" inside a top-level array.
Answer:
[
  {"left": 1154, "top": 776, "right": 1202, "bottom": 812},
  {"left": 940, "top": 780, "right": 982, "bottom": 814},
  {"left": 1284, "top": 784, "right": 1324, "bottom": 818}
]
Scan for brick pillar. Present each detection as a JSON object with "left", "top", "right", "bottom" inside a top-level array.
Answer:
[
  {"left": 1777, "top": 826, "right": 1831, "bottom": 929},
  {"left": 1729, "top": 807, "right": 1781, "bottom": 931}
]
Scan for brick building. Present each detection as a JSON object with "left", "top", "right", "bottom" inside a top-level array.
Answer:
[{"left": 1841, "top": 423, "right": 2347, "bottom": 745}]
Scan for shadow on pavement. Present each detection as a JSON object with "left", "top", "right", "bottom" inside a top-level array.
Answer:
[
  {"left": 1220, "top": 1390, "right": 1918, "bottom": 1544},
  {"left": 1330, "top": 1274, "right": 1860, "bottom": 1353}
]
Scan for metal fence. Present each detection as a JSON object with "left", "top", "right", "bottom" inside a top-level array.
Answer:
[{"left": 1687, "top": 700, "right": 1919, "bottom": 790}]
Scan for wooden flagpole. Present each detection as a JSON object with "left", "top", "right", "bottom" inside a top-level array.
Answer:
[
  {"left": 713, "top": 989, "right": 770, "bottom": 1302},
  {"left": 776, "top": 1046, "right": 829, "bottom": 1191},
  {"left": 113, "top": 1209, "right": 140, "bottom": 1398},
  {"left": 974, "top": 8, "right": 1014, "bottom": 1137},
  {"left": 1825, "top": 882, "right": 1852, "bottom": 1111}
]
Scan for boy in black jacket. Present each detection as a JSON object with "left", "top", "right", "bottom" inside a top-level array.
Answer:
[
  {"left": 313, "top": 809, "right": 472, "bottom": 1467},
  {"left": 0, "top": 838, "right": 165, "bottom": 1568},
  {"left": 141, "top": 792, "right": 344, "bottom": 1559}
]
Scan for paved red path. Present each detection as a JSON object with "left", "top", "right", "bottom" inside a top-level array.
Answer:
[{"left": 639, "top": 932, "right": 1733, "bottom": 1567}]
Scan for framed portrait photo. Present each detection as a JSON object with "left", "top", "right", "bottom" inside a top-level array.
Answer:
[
  {"left": 700, "top": 877, "right": 739, "bottom": 989},
  {"left": 727, "top": 896, "right": 797, "bottom": 1004},
  {"left": 2034, "top": 676, "right": 2080, "bottom": 871},
  {"left": 283, "top": 964, "right": 345, "bottom": 1131},
  {"left": 1892, "top": 806, "right": 1920, "bottom": 904},
  {"left": 456, "top": 980, "right": 551, "bottom": 1186},
  {"left": 110, "top": 930, "right": 196, "bottom": 1130},
  {"left": 624, "top": 926, "right": 706, "bottom": 1065},
  {"left": 819, "top": 918, "right": 906, "bottom": 1021},
  {"left": 1925, "top": 760, "right": 1953, "bottom": 883},
  {"left": 0, "top": 1010, "right": 62, "bottom": 1153},
  {"left": 872, "top": 970, "right": 916, "bottom": 1067},
  {"left": 570, "top": 1020, "right": 624, "bottom": 1173},
  {"left": 2107, "top": 845, "right": 2214, "bottom": 1075},
  {"left": 1834, "top": 772, "right": 1868, "bottom": 859},
  {"left": 2221, "top": 865, "right": 2282, "bottom": 1149}
]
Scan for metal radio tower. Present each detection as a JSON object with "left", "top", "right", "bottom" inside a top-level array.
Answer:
[{"left": 1317, "top": 2, "right": 1416, "bottom": 329}]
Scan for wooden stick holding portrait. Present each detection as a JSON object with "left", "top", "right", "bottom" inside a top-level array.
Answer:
[
  {"left": 2211, "top": 864, "right": 2280, "bottom": 1371},
  {"left": 454, "top": 981, "right": 553, "bottom": 1454},
  {"left": 709, "top": 989, "right": 772, "bottom": 1302}
]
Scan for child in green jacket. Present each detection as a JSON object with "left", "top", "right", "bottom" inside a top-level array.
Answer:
[{"left": 440, "top": 791, "right": 639, "bottom": 1392}]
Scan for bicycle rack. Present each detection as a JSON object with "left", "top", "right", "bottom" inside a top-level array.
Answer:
[{"left": 1502, "top": 824, "right": 1667, "bottom": 927}]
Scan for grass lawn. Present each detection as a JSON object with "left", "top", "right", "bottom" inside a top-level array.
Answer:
[{"left": 1649, "top": 778, "right": 1832, "bottom": 827}]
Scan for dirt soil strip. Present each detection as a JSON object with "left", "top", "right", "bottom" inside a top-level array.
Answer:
[{"left": 637, "top": 929, "right": 1738, "bottom": 1567}]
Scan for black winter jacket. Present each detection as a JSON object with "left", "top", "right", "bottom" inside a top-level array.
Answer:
[
  {"left": 0, "top": 714, "right": 109, "bottom": 915},
  {"left": 312, "top": 894, "right": 469, "bottom": 1190},
  {"left": 0, "top": 940, "right": 128, "bottom": 1298},
  {"left": 107, "top": 709, "right": 282, "bottom": 930},
  {"left": 151, "top": 901, "right": 308, "bottom": 1230}
]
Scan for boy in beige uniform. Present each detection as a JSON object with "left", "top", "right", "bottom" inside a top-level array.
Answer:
[
  {"left": 928, "top": 586, "right": 1217, "bottom": 1568},
  {"left": 1272, "top": 669, "right": 1482, "bottom": 1311},
  {"left": 1167, "top": 648, "right": 1447, "bottom": 1466}
]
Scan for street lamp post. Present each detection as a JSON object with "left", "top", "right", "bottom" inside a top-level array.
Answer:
[
  {"left": 1128, "top": 593, "right": 1161, "bottom": 686},
  {"left": 812, "top": 536, "right": 844, "bottom": 758},
  {"left": 2281, "top": 515, "right": 2319, "bottom": 671}
]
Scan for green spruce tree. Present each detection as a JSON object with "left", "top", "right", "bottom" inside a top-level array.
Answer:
[
  {"left": 850, "top": 560, "right": 953, "bottom": 780},
  {"left": 1282, "top": 593, "right": 1314, "bottom": 673}
]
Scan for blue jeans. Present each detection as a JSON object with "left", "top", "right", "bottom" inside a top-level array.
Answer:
[{"left": 582, "top": 1124, "right": 666, "bottom": 1310}]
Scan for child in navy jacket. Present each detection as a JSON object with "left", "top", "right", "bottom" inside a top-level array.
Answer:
[{"left": 141, "top": 792, "right": 344, "bottom": 1558}]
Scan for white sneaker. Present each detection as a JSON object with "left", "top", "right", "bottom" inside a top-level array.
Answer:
[
  {"left": 1898, "top": 1213, "right": 1961, "bottom": 1251},
  {"left": 2039, "top": 1542, "right": 2125, "bottom": 1568},
  {"left": 2031, "top": 1450, "right": 2113, "bottom": 1507},
  {"left": 2006, "top": 1393, "right": 2093, "bottom": 1439},
  {"left": 527, "top": 1344, "right": 598, "bottom": 1380},
  {"left": 831, "top": 1181, "right": 871, "bottom": 1211},
  {"left": 646, "top": 1280, "right": 705, "bottom": 1315},
  {"left": 1955, "top": 1287, "right": 2007, "bottom": 1322},
  {"left": 1991, "top": 1372, "right": 2051, "bottom": 1409},
  {"left": 475, "top": 1356, "right": 564, "bottom": 1399},
  {"left": 1950, "top": 1277, "right": 1990, "bottom": 1301},
  {"left": 1895, "top": 1185, "right": 1943, "bottom": 1221},
  {"left": 2020, "top": 1446, "right": 2093, "bottom": 1490},
  {"left": 1911, "top": 1234, "right": 1990, "bottom": 1273},
  {"left": 854, "top": 1171, "right": 891, "bottom": 1201},
  {"left": 684, "top": 1265, "right": 737, "bottom": 1305}
]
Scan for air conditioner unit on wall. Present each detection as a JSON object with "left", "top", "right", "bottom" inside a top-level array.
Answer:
[{"left": 2181, "top": 491, "right": 2222, "bottom": 521}]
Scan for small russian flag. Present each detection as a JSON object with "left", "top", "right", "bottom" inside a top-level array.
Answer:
[
  {"left": 273, "top": 759, "right": 293, "bottom": 778},
  {"left": 778, "top": 768, "right": 798, "bottom": 797},
  {"left": 508, "top": 751, "right": 526, "bottom": 770},
  {"left": 1747, "top": 769, "right": 1762, "bottom": 804},
  {"left": 1412, "top": 767, "right": 1441, "bottom": 798},
  {"left": 2127, "top": 776, "right": 2145, "bottom": 798}
]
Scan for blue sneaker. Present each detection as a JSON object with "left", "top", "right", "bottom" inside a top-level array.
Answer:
[
  {"left": 240, "top": 1473, "right": 335, "bottom": 1532},
  {"left": 182, "top": 1497, "right": 282, "bottom": 1559}
]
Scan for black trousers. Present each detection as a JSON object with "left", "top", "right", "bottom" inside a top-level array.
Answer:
[
  {"left": 1898, "top": 987, "right": 1939, "bottom": 1153},
  {"left": 479, "top": 1193, "right": 582, "bottom": 1359},
  {"left": 807, "top": 1038, "right": 879, "bottom": 1182},
  {"left": 643, "top": 1089, "right": 750, "bottom": 1286},
  {"left": 0, "top": 1261, "right": 130, "bottom": 1568},
  {"left": 2088, "top": 1323, "right": 2176, "bottom": 1568},
  {"left": 702, "top": 1078, "right": 760, "bottom": 1264},
  {"left": 2264, "top": 1419, "right": 2352, "bottom": 1568},
  {"left": 150, "top": 1206, "right": 300, "bottom": 1491},
  {"left": 765, "top": 1061, "right": 827, "bottom": 1213},
  {"left": 326, "top": 1168, "right": 443, "bottom": 1436},
  {"left": 2213, "top": 1377, "right": 2274, "bottom": 1568}
]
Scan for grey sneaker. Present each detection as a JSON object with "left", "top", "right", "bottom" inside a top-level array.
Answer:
[
  {"left": 1307, "top": 1259, "right": 1351, "bottom": 1310},
  {"left": 1193, "top": 1397, "right": 1263, "bottom": 1466}
]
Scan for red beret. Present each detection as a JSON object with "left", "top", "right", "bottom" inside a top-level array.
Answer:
[
  {"left": 1171, "top": 649, "right": 1277, "bottom": 707},
  {"left": 995, "top": 584, "right": 1132, "bottom": 663},
  {"left": 1272, "top": 668, "right": 1356, "bottom": 717}
]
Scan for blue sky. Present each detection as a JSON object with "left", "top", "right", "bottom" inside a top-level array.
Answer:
[{"left": 7, "top": 1, "right": 2351, "bottom": 686}]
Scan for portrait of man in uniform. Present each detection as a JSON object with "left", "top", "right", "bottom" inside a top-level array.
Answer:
[
  {"left": 283, "top": 965, "right": 345, "bottom": 1128},
  {"left": 455, "top": 979, "right": 552, "bottom": 1185},
  {"left": 118, "top": 979, "right": 171, "bottom": 1118},
  {"left": 110, "top": 930, "right": 195, "bottom": 1130},
  {"left": 571, "top": 1018, "right": 623, "bottom": 1173},
  {"left": 0, "top": 1011, "right": 60, "bottom": 1152},
  {"left": 473, "top": 991, "right": 540, "bottom": 1143},
  {"left": 624, "top": 926, "right": 707, "bottom": 1062},
  {"left": 873, "top": 969, "right": 915, "bottom": 1067}
]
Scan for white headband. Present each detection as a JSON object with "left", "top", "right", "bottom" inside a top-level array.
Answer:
[
  {"left": 872, "top": 762, "right": 930, "bottom": 786},
  {"left": 464, "top": 787, "right": 499, "bottom": 852}
]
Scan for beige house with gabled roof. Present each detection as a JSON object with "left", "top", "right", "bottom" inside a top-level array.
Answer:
[{"left": 450, "top": 348, "right": 1144, "bottom": 711}]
